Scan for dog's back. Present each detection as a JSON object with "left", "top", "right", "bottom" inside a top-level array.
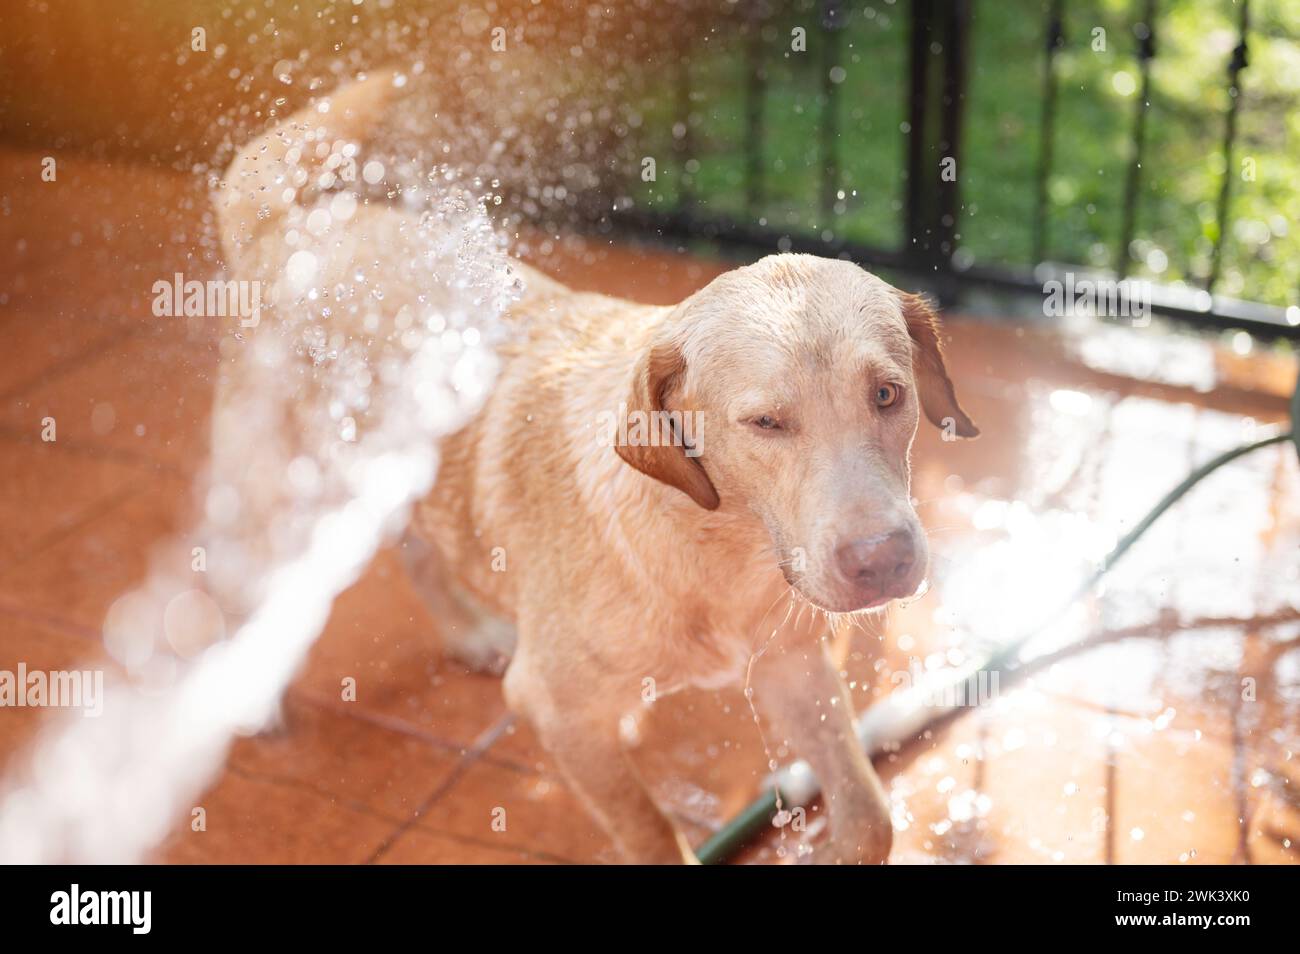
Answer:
[{"left": 212, "top": 71, "right": 641, "bottom": 642}]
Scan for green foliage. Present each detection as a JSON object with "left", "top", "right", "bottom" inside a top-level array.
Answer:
[{"left": 629, "top": 0, "right": 1299, "bottom": 308}]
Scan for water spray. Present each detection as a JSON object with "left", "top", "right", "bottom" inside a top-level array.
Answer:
[{"left": 0, "top": 75, "right": 519, "bottom": 862}]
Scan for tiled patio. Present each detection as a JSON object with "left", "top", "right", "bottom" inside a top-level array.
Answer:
[{"left": 1, "top": 146, "right": 1297, "bottom": 864}]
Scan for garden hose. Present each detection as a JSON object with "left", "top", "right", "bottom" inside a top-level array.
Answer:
[{"left": 696, "top": 371, "right": 1300, "bottom": 866}]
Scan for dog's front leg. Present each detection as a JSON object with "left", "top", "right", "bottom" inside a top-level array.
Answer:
[
  {"left": 504, "top": 658, "right": 696, "bottom": 864},
  {"left": 750, "top": 634, "right": 892, "bottom": 864}
]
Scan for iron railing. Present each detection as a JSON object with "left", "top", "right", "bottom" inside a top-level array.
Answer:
[{"left": 611, "top": 0, "right": 1299, "bottom": 340}]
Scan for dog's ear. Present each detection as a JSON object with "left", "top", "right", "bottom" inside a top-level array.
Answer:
[
  {"left": 616, "top": 341, "right": 720, "bottom": 510},
  {"left": 900, "top": 292, "right": 979, "bottom": 439}
]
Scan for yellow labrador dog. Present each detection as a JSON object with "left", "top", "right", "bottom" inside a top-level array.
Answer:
[{"left": 218, "top": 73, "right": 978, "bottom": 864}]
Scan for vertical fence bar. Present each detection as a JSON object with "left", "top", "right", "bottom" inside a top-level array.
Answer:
[
  {"left": 1033, "top": 0, "right": 1065, "bottom": 265},
  {"left": 904, "top": 0, "right": 936, "bottom": 272},
  {"left": 744, "top": 6, "right": 767, "bottom": 218},
  {"left": 1206, "top": 0, "right": 1250, "bottom": 293},
  {"left": 938, "top": 0, "right": 971, "bottom": 274},
  {"left": 903, "top": 0, "right": 970, "bottom": 293},
  {"left": 820, "top": 0, "right": 845, "bottom": 221},
  {"left": 1116, "top": 0, "right": 1157, "bottom": 276},
  {"left": 674, "top": 55, "right": 694, "bottom": 215}
]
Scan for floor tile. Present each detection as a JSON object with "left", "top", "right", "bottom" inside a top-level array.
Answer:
[
  {"left": 293, "top": 549, "right": 508, "bottom": 749},
  {"left": 376, "top": 825, "right": 555, "bottom": 865},
  {"left": 0, "top": 616, "right": 114, "bottom": 775},
  {"left": 414, "top": 758, "right": 615, "bottom": 864},
  {"left": 0, "top": 434, "right": 148, "bottom": 569},
  {"left": 970, "top": 696, "right": 1108, "bottom": 864},
  {"left": 1110, "top": 719, "right": 1240, "bottom": 864},
  {"left": 0, "top": 330, "right": 217, "bottom": 475},
  {"left": 0, "top": 307, "right": 129, "bottom": 399},
  {"left": 228, "top": 693, "right": 463, "bottom": 823},
  {"left": 150, "top": 768, "right": 398, "bottom": 864},
  {"left": 0, "top": 473, "right": 190, "bottom": 631}
]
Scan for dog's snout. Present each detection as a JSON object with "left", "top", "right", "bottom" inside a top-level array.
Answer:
[{"left": 834, "top": 531, "right": 915, "bottom": 588}]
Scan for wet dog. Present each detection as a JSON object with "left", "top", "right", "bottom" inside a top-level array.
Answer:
[{"left": 217, "top": 72, "right": 978, "bottom": 864}]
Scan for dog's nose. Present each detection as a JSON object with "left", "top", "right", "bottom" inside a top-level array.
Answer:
[{"left": 834, "top": 531, "right": 916, "bottom": 589}]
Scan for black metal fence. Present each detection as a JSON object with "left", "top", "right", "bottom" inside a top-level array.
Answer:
[{"left": 611, "top": 0, "right": 1298, "bottom": 339}]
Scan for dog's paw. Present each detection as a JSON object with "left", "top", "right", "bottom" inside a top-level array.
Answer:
[
  {"left": 440, "top": 616, "right": 516, "bottom": 675},
  {"left": 800, "top": 844, "right": 884, "bottom": 865},
  {"left": 794, "top": 816, "right": 892, "bottom": 865}
]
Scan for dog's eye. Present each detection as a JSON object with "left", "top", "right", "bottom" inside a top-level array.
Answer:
[
  {"left": 874, "top": 383, "right": 901, "bottom": 408},
  {"left": 752, "top": 415, "right": 781, "bottom": 430}
]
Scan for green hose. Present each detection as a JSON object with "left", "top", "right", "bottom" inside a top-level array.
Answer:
[{"left": 697, "top": 386, "right": 1298, "bottom": 865}]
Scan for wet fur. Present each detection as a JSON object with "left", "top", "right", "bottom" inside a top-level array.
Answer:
[{"left": 217, "top": 72, "right": 977, "bottom": 864}]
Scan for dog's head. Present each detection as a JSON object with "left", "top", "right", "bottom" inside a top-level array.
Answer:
[{"left": 616, "top": 254, "right": 978, "bottom": 613}]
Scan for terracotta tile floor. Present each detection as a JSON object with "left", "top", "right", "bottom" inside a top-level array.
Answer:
[{"left": 1, "top": 146, "right": 1298, "bottom": 864}]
